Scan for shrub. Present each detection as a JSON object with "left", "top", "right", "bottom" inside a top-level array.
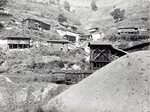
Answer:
[
  {"left": 91, "top": 0, "right": 97, "bottom": 11},
  {"left": 58, "top": 13, "right": 67, "bottom": 23},
  {"left": 105, "top": 33, "right": 150, "bottom": 42},
  {"left": 110, "top": 8, "right": 125, "bottom": 22},
  {"left": 63, "top": 1, "right": 70, "bottom": 11},
  {"left": 0, "top": 0, "right": 7, "bottom": 7}
]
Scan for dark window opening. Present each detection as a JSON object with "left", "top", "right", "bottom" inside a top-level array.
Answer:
[{"left": 8, "top": 44, "right": 30, "bottom": 49}]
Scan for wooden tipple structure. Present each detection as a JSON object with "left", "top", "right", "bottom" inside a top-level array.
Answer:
[{"left": 88, "top": 42, "right": 127, "bottom": 70}]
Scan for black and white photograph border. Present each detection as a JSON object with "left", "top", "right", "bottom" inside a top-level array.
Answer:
[{"left": 0, "top": 0, "right": 150, "bottom": 112}]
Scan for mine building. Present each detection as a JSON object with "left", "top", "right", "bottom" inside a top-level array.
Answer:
[
  {"left": 88, "top": 42, "right": 127, "bottom": 70},
  {"left": 117, "top": 27, "right": 139, "bottom": 35},
  {"left": 52, "top": 70, "right": 93, "bottom": 84},
  {"left": 89, "top": 27, "right": 99, "bottom": 33},
  {"left": 22, "top": 17, "right": 51, "bottom": 31},
  {"left": 47, "top": 40, "right": 70, "bottom": 52},
  {"left": 6, "top": 36, "right": 31, "bottom": 49},
  {"left": 63, "top": 31, "right": 80, "bottom": 45},
  {"left": 63, "top": 34, "right": 76, "bottom": 43},
  {"left": 79, "top": 34, "right": 92, "bottom": 41}
]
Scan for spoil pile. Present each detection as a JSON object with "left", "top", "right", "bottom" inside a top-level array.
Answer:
[
  {"left": 44, "top": 51, "right": 150, "bottom": 112},
  {"left": 0, "top": 75, "right": 60, "bottom": 112}
]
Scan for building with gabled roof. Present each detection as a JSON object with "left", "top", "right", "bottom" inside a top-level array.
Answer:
[
  {"left": 22, "top": 17, "right": 51, "bottom": 31},
  {"left": 47, "top": 40, "right": 70, "bottom": 52},
  {"left": 88, "top": 42, "right": 127, "bottom": 70},
  {"left": 117, "top": 27, "right": 139, "bottom": 35},
  {"left": 6, "top": 36, "right": 31, "bottom": 49}
]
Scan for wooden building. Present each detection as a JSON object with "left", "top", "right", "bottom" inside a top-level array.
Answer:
[
  {"left": 89, "top": 27, "right": 99, "bottom": 33},
  {"left": 52, "top": 70, "right": 93, "bottom": 84},
  {"left": 6, "top": 36, "right": 31, "bottom": 49},
  {"left": 47, "top": 40, "right": 70, "bottom": 52},
  {"left": 117, "top": 27, "right": 139, "bottom": 35},
  {"left": 22, "top": 18, "right": 51, "bottom": 31},
  {"left": 65, "top": 70, "right": 93, "bottom": 84},
  {"left": 63, "top": 34, "right": 76, "bottom": 43},
  {"left": 88, "top": 42, "right": 127, "bottom": 70}
]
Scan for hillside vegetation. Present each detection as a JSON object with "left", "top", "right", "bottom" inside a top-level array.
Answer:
[
  {"left": 0, "top": 0, "right": 81, "bottom": 40},
  {"left": 64, "top": 0, "right": 150, "bottom": 34}
]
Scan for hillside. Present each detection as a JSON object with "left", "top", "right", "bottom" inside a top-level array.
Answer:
[
  {"left": 62, "top": 0, "right": 150, "bottom": 34},
  {"left": 0, "top": 0, "right": 81, "bottom": 41},
  {"left": 44, "top": 51, "right": 150, "bottom": 112}
]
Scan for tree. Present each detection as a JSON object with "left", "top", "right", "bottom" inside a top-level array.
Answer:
[
  {"left": 110, "top": 8, "right": 125, "bottom": 23},
  {"left": 63, "top": 1, "right": 70, "bottom": 11},
  {"left": 58, "top": 13, "right": 67, "bottom": 23},
  {"left": 0, "top": 0, "right": 7, "bottom": 7},
  {"left": 91, "top": 0, "right": 97, "bottom": 11}
]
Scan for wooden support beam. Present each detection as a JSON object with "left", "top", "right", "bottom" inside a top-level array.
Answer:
[{"left": 93, "top": 49, "right": 105, "bottom": 61}]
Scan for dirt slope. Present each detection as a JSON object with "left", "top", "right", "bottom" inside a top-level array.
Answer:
[{"left": 44, "top": 51, "right": 150, "bottom": 112}]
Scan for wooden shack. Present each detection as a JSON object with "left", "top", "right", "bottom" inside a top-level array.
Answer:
[
  {"left": 65, "top": 70, "right": 93, "bottom": 84},
  {"left": 117, "top": 27, "right": 139, "bottom": 35},
  {"left": 6, "top": 36, "right": 31, "bottom": 49},
  {"left": 88, "top": 42, "right": 127, "bottom": 70},
  {"left": 52, "top": 70, "right": 93, "bottom": 84},
  {"left": 89, "top": 27, "right": 99, "bottom": 33},
  {"left": 22, "top": 18, "right": 51, "bottom": 31},
  {"left": 47, "top": 40, "right": 70, "bottom": 52}
]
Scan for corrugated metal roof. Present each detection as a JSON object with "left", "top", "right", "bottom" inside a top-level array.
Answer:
[
  {"left": 88, "top": 41, "right": 127, "bottom": 56},
  {"left": 22, "top": 17, "right": 53, "bottom": 26},
  {"left": 47, "top": 40, "right": 70, "bottom": 43},
  {"left": 6, "top": 36, "right": 31, "bottom": 40},
  {"left": 52, "top": 70, "right": 93, "bottom": 74},
  {"left": 88, "top": 41, "right": 112, "bottom": 46},
  {"left": 117, "top": 27, "right": 138, "bottom": 30}
]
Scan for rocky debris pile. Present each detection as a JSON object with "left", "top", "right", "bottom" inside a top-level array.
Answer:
[
  {"left": 0, "top": 75, "right": 60, "bottom": 112},
  {"left": 44, "top": 51, "right": 150, "bottom": 112}
]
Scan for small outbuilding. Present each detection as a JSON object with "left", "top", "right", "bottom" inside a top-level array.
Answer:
[
  {"left": 89, "top": 27, "right": 99, "bottom": 33},
  {"left": 47, "top": 40, "right": 70, "bottom": 52},
  {"left": 6, "top": 36, "right": 31, "bottom": 49},
  {"left": 22, "top": 17, "right": 51, "bottom": 31},
  {"left": 88, "top": 42, "right": 127, "bottom": 70},
  {"left": 117, "top": 27, "right": 139, "bottom": 35}
]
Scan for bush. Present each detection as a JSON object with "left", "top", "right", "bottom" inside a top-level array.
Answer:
[
  {"left": 91, "top": 0, "right": 97, "bottom": 11},
  {"left": 58, "top": 13, "right": 67, "bottom": 23},
  {"left": 63, "top": 1, "right": 70, "bottom": 11},
  {"left": 110, "top": 8, "right": 125, "bottom": 22},
  {"left": 105, "top": 33, "right": 150, "bottom": 42},
  {"left": 0, "top": 0, "right": 7, "bottom": 7}
]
